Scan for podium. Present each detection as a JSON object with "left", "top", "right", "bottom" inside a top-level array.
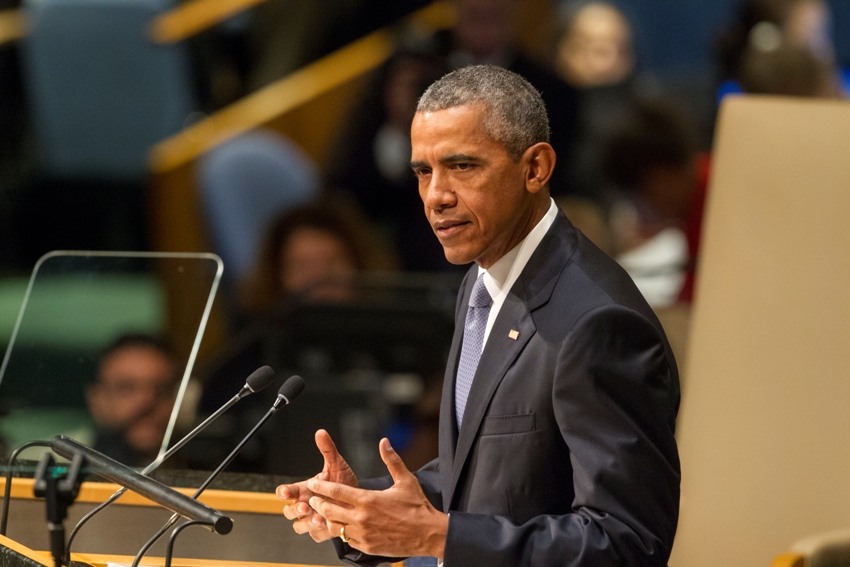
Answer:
[
  {"left": 0, "top": 533, "right": 325, "bottom": 567},
  {"left": 0, "top": 477, "right": 343, "bottom": 566}
]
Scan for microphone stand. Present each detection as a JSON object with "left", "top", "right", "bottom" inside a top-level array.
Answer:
[
  {"left": 132, "top": 385, "right": 296, "bottom": 567},
  {"left": 1, "top": 440, "right": 53, "bottom": 535},
  {"left": 63, "top": 396, "right": 231, "bottom": 558},
  {"left": 33, "top": 453, "right": 85, "bottom": 567},
  {"left": 63, "top": 367, "right": 275, "bottom": 565},
  {"left": 164, "top": 520, "right": 208, "bottom": 567}
]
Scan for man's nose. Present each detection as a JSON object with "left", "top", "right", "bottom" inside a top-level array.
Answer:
[{"left": 422, "top": 172, "right": 456, "bottom": 212}]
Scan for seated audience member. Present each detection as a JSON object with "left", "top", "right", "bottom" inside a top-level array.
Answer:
[
  {"left": 738, "top": 41, "right": 844, "bottom": 97},
  {"left": 325, "top": 45, "right": 450, "bottom": 272},
  {"left": 85, "top": 333, "right": 180, "bottom": 468},
  {"left": 193, "top": 197, "right": 402, "bottom": 473},
  {"left": 598, "top": 97, "right": 709, "bottom": 307},
  {"left": 716, "top": 0, "right": 840, "bottom": 97},
  {"left": 199, "top": 195, "right": 398, "bottom": 403},
  {"left": 553, "top": 1, "right": 636, "bottom": 90},
  {"left": 236, "top": 195, "right": 398, "bottom": 321},
  {"left": 550, "top": 1, "right": 651, "bottom": 201}
]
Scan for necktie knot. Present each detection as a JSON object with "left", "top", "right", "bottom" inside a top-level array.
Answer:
[{"left": 469, "top": 275, "right": 492, "bottom": 309}]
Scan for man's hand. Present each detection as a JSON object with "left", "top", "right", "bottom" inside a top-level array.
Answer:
[
  {"left": 276, "top": 429, "right": 357, "bottom": 542},
  {"left": 306, "top": 437, "right": 448, "bottom": 558}
]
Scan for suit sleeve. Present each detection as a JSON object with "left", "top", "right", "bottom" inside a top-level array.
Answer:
[{"left": 442, "top": 305, "right": 680, "bottom": 566}]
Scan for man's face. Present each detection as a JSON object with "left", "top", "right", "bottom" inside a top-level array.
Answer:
[
  {"left": 87, "top": 345, "right": 177, "bottom": 457},
  {"left": 410, "top": 102, "right": 545, "bottom": 268}
]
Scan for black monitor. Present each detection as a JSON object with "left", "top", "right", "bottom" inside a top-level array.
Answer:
[{"left": 193, "top": 272, "right": 461, "bottom": 478}]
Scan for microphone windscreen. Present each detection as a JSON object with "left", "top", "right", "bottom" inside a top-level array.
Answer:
[
  {"left": 279, "top": 375, "right": 306, "bottom": 403},
  {"left": 245, "top": 365, "right": 276, "bottom": 393}
]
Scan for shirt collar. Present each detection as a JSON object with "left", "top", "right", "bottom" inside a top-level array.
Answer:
[{"left": 479, "top": 198, "right": 558, "bottom": 299}]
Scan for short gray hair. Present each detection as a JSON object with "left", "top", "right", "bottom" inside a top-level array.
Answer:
[{"left": 416, "top": 64, "right": 551, "bottom": 161}]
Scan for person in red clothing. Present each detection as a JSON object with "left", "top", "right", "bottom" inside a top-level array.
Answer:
[{"left": 678, "top": 150, "right": 710, "bottom": 304}]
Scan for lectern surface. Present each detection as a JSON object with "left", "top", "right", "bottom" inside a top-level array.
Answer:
[
  {"left": 0, "top": 477, "right": 341, "bottom": 565},
  {"left": 0, "top": 534, "right": 327, "bottom": 567}
]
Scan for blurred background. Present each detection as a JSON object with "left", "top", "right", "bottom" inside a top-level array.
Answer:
[{"left": 0, "top": 0, "right": 848, "bottom": 477}]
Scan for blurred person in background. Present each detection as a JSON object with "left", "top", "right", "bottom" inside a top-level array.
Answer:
[
  {"left": 598, "top": 97, "right": 709, "bottom": 307},
  {"left": 85, "top": 333, "right": 180, "bottom": 468},
  {"left": 194, "top": 195, "right": 402, "bottom": 474},
  {"left": 197, "top": 194, "right": 398, "bottom": 413},
  {"left": 737, "top": 37, "right": 844, "bottom": 97},
  {"left": 550, "top": 1, "right": 654, "bottom": 204},
  {"left": 236, "top": 195, "right": 398, "bottom": 322},
  {"left": 325, "top": 45, "right": 451, "bottom": 272},
  {"left": 553, "top": 0, "right": 636, "bottom": 90},
  {"left": 716, "top": 0, "right": 842, "bottom": 99}
]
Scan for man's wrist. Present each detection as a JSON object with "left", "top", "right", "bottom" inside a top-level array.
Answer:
[
  {"left": 426, "top": 510, "right": 449, "bottom": 559},
  {"left": 436, "top": 511, "right": 451, "bottom": 566}
]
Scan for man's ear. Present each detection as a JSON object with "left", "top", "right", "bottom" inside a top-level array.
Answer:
[{"left": 524, "top": 142, "right": 556, "bottom": 194}]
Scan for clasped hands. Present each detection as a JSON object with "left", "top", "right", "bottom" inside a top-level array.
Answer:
[{"left": 276, "top": 429, "right": 447, "bottom": 559}]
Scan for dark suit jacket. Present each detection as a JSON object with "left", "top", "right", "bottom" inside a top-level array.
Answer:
[{"left": 338, "top": 212, "right": 681, "bottom": 566}]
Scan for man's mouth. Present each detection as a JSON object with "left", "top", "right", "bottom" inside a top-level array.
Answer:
[{"left": 433, "top": 219, "right": 469, "bottom": 238}]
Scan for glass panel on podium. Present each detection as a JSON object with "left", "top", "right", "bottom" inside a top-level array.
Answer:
[{"left": 0, "top": 251, "right": 222, "bottom": 471}]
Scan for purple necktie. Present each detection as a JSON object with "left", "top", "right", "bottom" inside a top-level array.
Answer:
[{"left": 455, "top": 274, "right": 492, "bottom": 427}]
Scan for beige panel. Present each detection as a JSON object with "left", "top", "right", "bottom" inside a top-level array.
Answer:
[{"left": 670, "top": 95, "right": 850, "bottom": 566}]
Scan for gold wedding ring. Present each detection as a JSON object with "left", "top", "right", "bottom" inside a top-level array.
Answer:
[{"left": 340, "top": 525, "right": 351, "bottom": 543}]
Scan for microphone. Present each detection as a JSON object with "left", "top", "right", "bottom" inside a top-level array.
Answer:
[
  {"left": 62, "top": 366, "right": 276, "bottom": 563},
  {"left": 50, "top": 435, "right": 232, "bottom": 535},
  {"left": 145, "top": 365, "right": 277, "bottom": 473},
  {"left": 132, "top": 375, "right": 306, "bottom": 567}
]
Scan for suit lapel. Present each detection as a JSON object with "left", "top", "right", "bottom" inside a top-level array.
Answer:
[{"left": 443, "top": 214, "right": 577, "bottom": 507}]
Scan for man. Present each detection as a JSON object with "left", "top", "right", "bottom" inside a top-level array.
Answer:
[
  {"left": 85, "top": 333, "right": 179, "bottom": 468},
  {"left": 277, "top": 65, "right": 680, "bottom": 566}
]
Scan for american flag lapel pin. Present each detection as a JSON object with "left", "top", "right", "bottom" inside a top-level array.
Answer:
[{"left": 508, "top": 329, "right": 519, "bottom": 340}]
